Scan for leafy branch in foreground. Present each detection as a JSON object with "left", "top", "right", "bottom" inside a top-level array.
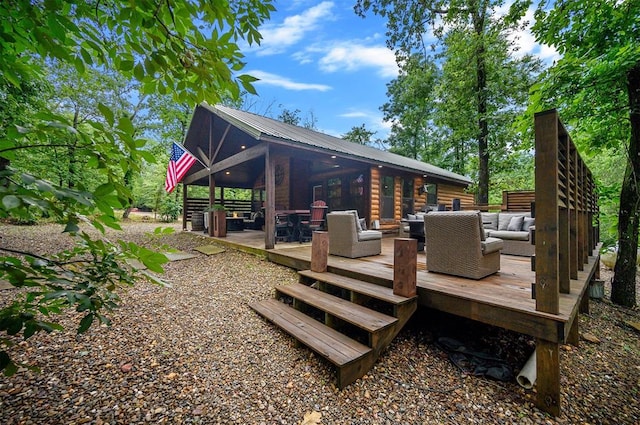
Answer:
[{"left": 0, "top": 0, "right": 274, "bottom": 374}]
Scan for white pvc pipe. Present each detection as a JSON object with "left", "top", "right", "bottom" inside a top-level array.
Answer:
[{"left": 516, "top": 350, "right": 536, "bottom": 389}]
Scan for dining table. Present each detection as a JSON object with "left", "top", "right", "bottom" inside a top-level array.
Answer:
[{"left": 275, "top": 210, "right": 310, "bottom": 242}]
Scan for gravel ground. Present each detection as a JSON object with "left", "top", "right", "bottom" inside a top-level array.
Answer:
[{"left": 1, "top": 220, "right": 639, "bottom": 424}]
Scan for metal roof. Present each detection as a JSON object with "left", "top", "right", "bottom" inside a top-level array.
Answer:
[{"left": 200, "top": 102, "right": 472, "bottom": 186}]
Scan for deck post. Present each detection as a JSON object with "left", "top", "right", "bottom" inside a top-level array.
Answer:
[
  {"left": 393, "top": 238, "right": 417, "bottom": 297},
  {"left": 264, "top": 146, "right": 275, "bottom": 249},
  {"left": 534, "top": 110, "right": 560, "bottom": 314},
  {"left": 310, "top": 231, "right": 329, "bottom": 273},
  {"left": 535, "top": 338, "right": 561, "bottom": 417},
  {"left": 182, "top": 184, "right": 188, "bottom": 231}
]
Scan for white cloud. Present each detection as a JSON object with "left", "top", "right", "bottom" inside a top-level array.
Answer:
[
  {"left": 253, "top": 1, "right": 336, "bottom": 56},
  {"left": 340, "top": 111, "right": 369, "bottom": 118},
  {"left": 317, "top": 42, "right": 398, "bottom": 78},
  {"left": 249, "top": 70, "right": 332, "bottom": 92}
]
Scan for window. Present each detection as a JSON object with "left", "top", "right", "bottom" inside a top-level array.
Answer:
[
  {"left": 425, "top": 183, "right": 437, "bottom": 206},
  {"left": 402, "top": 178, "right": 414, "bottom": 217},
  {"left": 380, "top": 175, "right": 395, "bottom": 220},
  {"left": 327, "top": 178, "right": 342, "bottom": 210}
]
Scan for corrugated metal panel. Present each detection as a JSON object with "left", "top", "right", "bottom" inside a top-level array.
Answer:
[{"left": 200, "top": 102, "right": 472, "bottom": 186}]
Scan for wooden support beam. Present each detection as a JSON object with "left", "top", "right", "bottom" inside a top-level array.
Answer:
[
  {"left": 535, "top": 338, "right": 561, "bottom": 417},
  {"left": 182, "top": 143, "right": 267, "bottom": 184},
  {"left": 265, "top": 146, "right": 275, "bottom": 249},
  {"left": 182, "top": 185, "right": 188, "bottom": 231},
  {"left": 534, "top": 110, "right": 560, "bottom": 314}
]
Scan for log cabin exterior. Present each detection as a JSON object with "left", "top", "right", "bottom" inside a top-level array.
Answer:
[{"left": 180, "top": 103, "right": 473, "bottom": 248}]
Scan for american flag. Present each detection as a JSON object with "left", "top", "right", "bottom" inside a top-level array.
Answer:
[{"left": 165, "top": 143, "right": 197, "bottom": 193}]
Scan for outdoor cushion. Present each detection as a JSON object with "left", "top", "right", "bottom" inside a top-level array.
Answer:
[
  {"left": 498, "top": 212, "right": 531, "bottom": 230},
  {"left": 481, "top": 237, "right": 504, "bottom": 254},
  {"left": 476, "top": 211, "right": 486, "bottom": 241},
  {"left": 481, "top": 213, "right": 499, "bottom": 230},
  {"left": 522, "top": 217, "right": 535, "bottom": 230},
  {"left": 507, "top": 216, "right": 525, "bottom": 231},
  {"left": 407, "top": 214, "right": 417, "bottom": 220},
  {"left": 488, "top": 230, "right": 530, "bottom": 241},
  {"left": 332, "top": 210, "right": 362, "bottom": 232},
  {"left": 359, "top": 218, "right": 367, "bottom": 231},
  {"left": 358, "top": 230, "right": 382, "bottom": 241}
]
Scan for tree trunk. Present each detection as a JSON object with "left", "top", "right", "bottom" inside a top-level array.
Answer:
[
  {"left": 121, "top": 168, "right": 134, "bottom": 219},
  {"left": 612, "top": 64, "right": 640, "bottom": 308},
  {"left": 473, "top": 9, "right": 489, "bottom": 205}
]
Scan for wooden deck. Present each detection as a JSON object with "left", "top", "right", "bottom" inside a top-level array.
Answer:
[{"left": 206, "top": 230, "right": 599, "bottom": 344}]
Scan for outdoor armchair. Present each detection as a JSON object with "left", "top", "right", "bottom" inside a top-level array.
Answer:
[
  {"left": 424, "top": 211, "right": 503, "bottom": 279},
  {"left": 327, "top": 211, "right": 382, "bottom": 258}
]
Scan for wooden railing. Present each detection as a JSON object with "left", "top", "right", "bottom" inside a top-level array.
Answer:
[
  {"left": 534, "top": 109, "right": 599, "bottom": 309},
  {"left": 184, "top": 198, "right": 254, "bottom": 220},
  {"left": 533, "top": 109, "right": 600, "bottom": 416},
  {"left": 502, "top": 190, "right": 535, "bottom": 212}
]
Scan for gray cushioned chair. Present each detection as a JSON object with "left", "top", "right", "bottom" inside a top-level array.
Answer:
[
  {"left": 424, "top": 211, "right": 503, "bottom": 279},
  {"left": 327, "top": 211, "right": 382, "bottom": 258}
]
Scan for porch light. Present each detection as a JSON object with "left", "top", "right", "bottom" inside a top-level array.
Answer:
[
  {"left": 378, "top": 165, "right": 383, "bottom": 168},
  {"left": 241, "top": 145, "right": 246, "bottom": 149},
  {"left": 331, "top": 155, "right": 336, "bottom": 159},
  {"left": 225, "top": 171, "right": 230, "bottom": 175}
]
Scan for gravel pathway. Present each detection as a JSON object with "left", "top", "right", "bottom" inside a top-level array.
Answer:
[{"left": 1, "top": 221, "right": 639, "bottom": 424}]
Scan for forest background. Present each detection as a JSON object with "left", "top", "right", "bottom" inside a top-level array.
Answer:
[{"left": 0, "top": 0, "right": 638, "bottom": 373}]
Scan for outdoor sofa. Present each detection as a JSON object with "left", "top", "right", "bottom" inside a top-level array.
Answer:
[{"left": 481, "top": 212, "right": 535, "bottom": 256}]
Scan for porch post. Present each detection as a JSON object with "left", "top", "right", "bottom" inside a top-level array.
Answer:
[
  {"left": 265, "top": 145, "right": 275, "bottom": 249},
  {"left": 208, "top": 112, "right": 215, "bottom": 237},
  {"left": 534, "top": 110, "right": 561, "bottom": 416},
  {"left": 182, "top": 184, "right": 188, "bottom": 231},
  {"left": 208, "top": 174, "right": 215, "bottom": 237}
]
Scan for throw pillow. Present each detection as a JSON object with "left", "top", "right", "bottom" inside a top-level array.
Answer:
[
  {"left": 522, "top": 217, "right": 535, "bottom": 230},
  {"left": 359, "top": 218, "right": 367, "bottom": 231},
  {"left": 407, "top": 214, "right": 417, "bottom": 220},
  {"left": 507, "top": 216, "right": 524, "bottom": 231}
]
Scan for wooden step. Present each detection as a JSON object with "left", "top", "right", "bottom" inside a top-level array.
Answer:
[
  {"left": 298, "top": 270, "right": 416, "bottom": 306},
  {"left": 275, "top": 283, "right": 397, "bottom": 334},
  {"left": 250, "top": 299, "right": 373, "bottom": 388}
]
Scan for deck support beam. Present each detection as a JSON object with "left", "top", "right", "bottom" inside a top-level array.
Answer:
[{"left": 535, "top": 338, "right": 561, "bottom": 417}]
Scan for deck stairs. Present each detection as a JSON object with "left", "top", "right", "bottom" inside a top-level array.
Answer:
[{"left": 249, "top": 270, "right": 417, "bottom": 388}]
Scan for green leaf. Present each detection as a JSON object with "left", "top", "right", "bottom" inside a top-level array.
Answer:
[
  {"left": 23, "top": 321, "right": 38, "bottom": 339},
  {"left": 94, "top": 182, "right": 115, "bottom": 197},
  {"left": 63, "top": 221, "right": 80, "bottom": 233},
  {"left": 98, "top": 103, "right": 115, "bottom": 127},
  {"left": 133, "top": 62, "right": 145, "bottom": 80},
  {"left": 116, "top": 116, "right": 135, "bottom": 135},
  {"left": 2, "top": 195, "right": 21, "bottom": 209},
  {"left": 78, "top": 313, "right": 94, "bottom": 334}
]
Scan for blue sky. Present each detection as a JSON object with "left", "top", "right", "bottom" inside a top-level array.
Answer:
[{"left": 240, "top": 1, "right": 558, "bottom": 140}]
